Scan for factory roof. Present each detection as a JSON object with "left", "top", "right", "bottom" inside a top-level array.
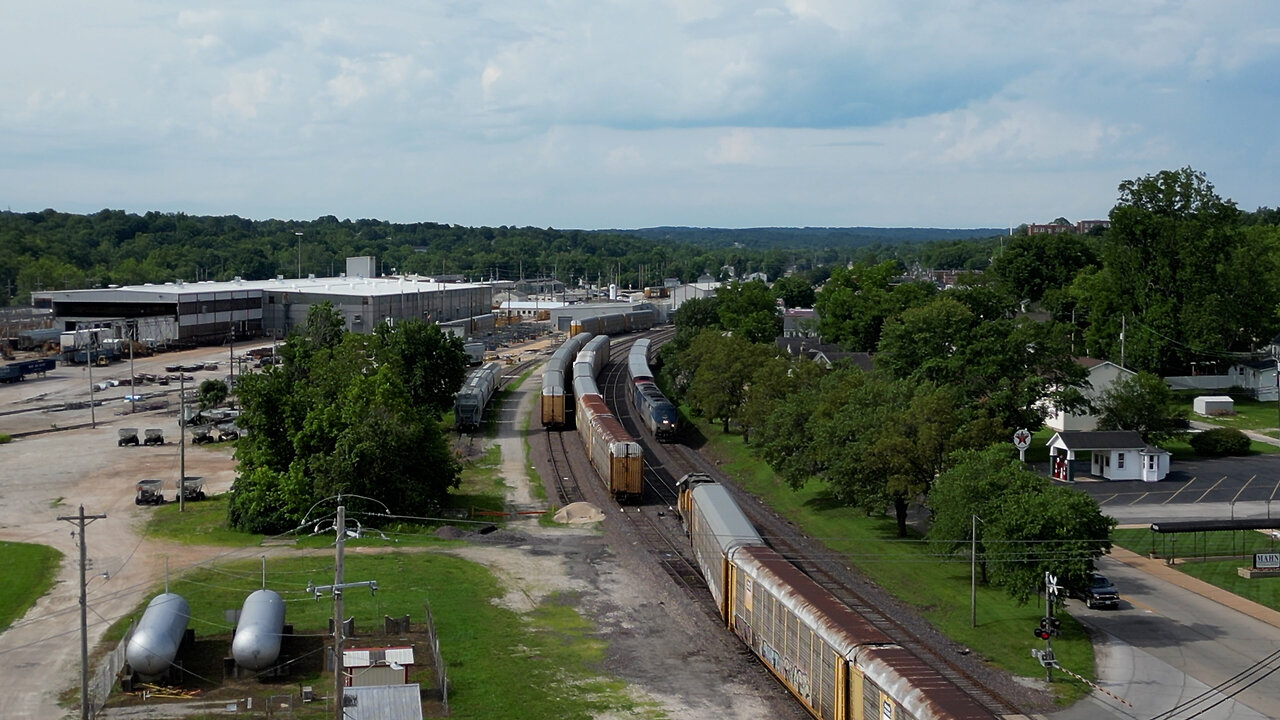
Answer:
[{"left": 38, "top": 275, "right": 490, "bottom": 303}]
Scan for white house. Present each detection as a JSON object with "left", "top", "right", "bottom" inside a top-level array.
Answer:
[
  {"left": 1047, "top": 430, "right": 1171, "bottom": 482},
  {"left": 1044, "top": 358, "right": 1135, "bottom": 432}
]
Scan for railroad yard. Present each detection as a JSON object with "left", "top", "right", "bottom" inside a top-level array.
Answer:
[{"left": 0, "top": 335, "right": 818, "bottom": 720}]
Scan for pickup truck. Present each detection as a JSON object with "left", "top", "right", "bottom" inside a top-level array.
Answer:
[{"left": 1072, "top": 572, "right": 1121, "bottom": 609}]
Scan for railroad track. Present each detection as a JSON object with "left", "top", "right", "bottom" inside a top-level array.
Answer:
[
  {"left": 545, "top": 429, "right": 585, "bottom": 507},
  {"left": 619, "top": 505, "right": 706, "bottom": 596},
  {"left": 666, "top": 443, "right": 1024, "bottom": 717}
]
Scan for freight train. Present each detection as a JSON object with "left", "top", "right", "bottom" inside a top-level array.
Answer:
[
  {"left": 568, "top": 307, "right": 655, "bottom": 337},
  {"left": 626, "top": 338, "right": 678, "bottom": 442},
  {"left": 454, "top": 361, "right": 503, "bottom": 432},
  {"left": 676, "top": 474, "right": 999, "bottom": 720},
  {"left": 573, "top": 335, "right": 643, "bottom": 501},
  {"left": 540, "top": 331, "right": 595, "bottom": 428}
]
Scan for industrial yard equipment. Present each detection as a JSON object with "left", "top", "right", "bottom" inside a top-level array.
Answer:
[
  {"left": 134, "top": 479, "right": 166, "bottom": 505},
  {"left": 190, "top": 426, "right": 214, "bottom": 445},
  {"left": 178, "top": 477, "right": 206, "bottom": 502},
  {"left": 216, "top": 423, "right": 240, "bottom": 442},
  {"left": 118, "top": 428, "right": 140, "bottom": 447},
  {"left": 143, "top": 428, "right": 165, "bottom": 446}
]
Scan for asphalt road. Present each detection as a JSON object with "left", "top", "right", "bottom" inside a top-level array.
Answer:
[
  {"left": 1045, "top": 450, "right": 1280, "bottom": 720},
  {"left": 1050, "top": 554, "right": 1280, "bottom": 720}
]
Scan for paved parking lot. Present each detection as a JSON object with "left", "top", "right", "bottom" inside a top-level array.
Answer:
[{"left": 1054, "top": 455, "right": 1280, "bottom": 524}]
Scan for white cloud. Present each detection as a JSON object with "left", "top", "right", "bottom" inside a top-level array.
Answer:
[{"left": 213, "top": 69, "right": 280, "bottom": 120}]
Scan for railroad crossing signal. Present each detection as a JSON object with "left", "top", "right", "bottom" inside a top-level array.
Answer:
[
  {"left": 1045, "top": 572, "right": 1061, "bottom": 599},
  {"left": 1031, "top": 648, "right": 1057, "bottom": 668}
]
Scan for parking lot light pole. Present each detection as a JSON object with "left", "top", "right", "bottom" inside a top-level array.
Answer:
[{"left": 179, "top": 372, "right": 186, "bottom": 513}]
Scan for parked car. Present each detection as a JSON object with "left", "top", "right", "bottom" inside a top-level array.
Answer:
[{"left": 1071, "top": 572, "right": 1121, "bottom": 609}]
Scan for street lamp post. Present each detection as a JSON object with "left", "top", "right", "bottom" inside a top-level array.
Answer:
[{"left": 296, "top": 232, "right": 304, "bottom": 279}]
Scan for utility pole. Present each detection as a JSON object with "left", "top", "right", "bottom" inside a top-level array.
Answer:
[
  {"left": 128, "top": 321, "right": 136, "bottom": 415},
  {"left": 179, "top": 372, "right": 186, "bottom": 512},
  {"left": 307, "top": 505, "right": 378, "bottom": 720},
  {"left": 1120, "top": 314, "right": 1126, "bottom": 369},
  {"left": 86, "top": 334, "right": 96, "bottom": 429},
  {"left": 58, "top": 506, "right": 106, "bottom": 720}
]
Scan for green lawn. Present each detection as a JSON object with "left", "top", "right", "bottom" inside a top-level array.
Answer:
[
  {"left": 694, "top": 418, "right": 1092, "bottom": 704},
  {"left": 1172, "top": 392, "right": 1280, "bottom": 438},
  {"left": 0, "top": 541, "right": 62, "bottom": 632},
  {"left": 104, "top": 551, "right": 657, "bottom": 720},
  {"left": 1112, "top": 528, "right": 1280, "bottom": 612}
]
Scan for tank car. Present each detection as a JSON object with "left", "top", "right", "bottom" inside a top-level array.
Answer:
[
  {"left": 126, "top": 592, "right": 190, "bottom": 679},
  {"left": 231, "top": 589, "right": 286, "bottom": 671}
]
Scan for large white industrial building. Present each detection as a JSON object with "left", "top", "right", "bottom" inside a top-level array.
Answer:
[{"left": 35, "top": 257, "right": 496, "bottom": 348}]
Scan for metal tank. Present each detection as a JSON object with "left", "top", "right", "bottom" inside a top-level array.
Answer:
[
  {"left": 231, "top": 589, "right": 286, "bottom": 671},
  {"left": 125, "top": 593, "right": 190, "bottom": 678}
]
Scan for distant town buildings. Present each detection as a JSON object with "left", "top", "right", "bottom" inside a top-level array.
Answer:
[{"left": 1026, "top": 219, "right": 1110, "bottom": 235}]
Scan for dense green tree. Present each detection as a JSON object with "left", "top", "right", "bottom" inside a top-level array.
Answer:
[
  {"left": 1094, "top": 371, "right": 1188, "bottom": 444},
  {"left": 814, "top": 261, "right": 935, "bottom": 351},
  {"left": 989, "top": 232, "right": 1099, "bottom": 305},
  {"left": 771, "top": 275, "right": 816, "bottom": 309},
  {"left": 374, "top": 319, "right": 468, "bottom": 417},
  {"left": 876, "top": 295, "right": 1089, "bottom": 433},
  {"left": 984, "top": 483, "right": 1116, "bottom": 604},
  {"left": 1072, "top": 168, "right": 1279, "bottom": 374},
  {"left": 714, "top": 279, "right": 782, "bottom": 344},
  {"left": 928, "top": 446, "right": 1043, "bottom": 584},
  {"left": 680, "top": 330, "right": 776, "bottom": 434},
  {"left": 227, "top": 305, "right": 464, "bottom": 533},
  {"left": 197, "top": 379, "right": 229, "bottom": 410},
  {"left": 754, "top": 367, "right": 997, "bottom": 536}
]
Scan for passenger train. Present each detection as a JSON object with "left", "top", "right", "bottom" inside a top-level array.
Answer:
[
  {"left": 540, "top": 331, "right": 595, "bottom": 428},
  {"left": 626, "top": 338, "right": 678, "bottom": 442},
  {"left": 572, "top": 335, "right": 643, "bottom": 500},
  {"left": 677, "top": 473, "right": 999, "bottom": 720},
  {"left": 454, "top": 361, "right": 503, "bottom": 432}
]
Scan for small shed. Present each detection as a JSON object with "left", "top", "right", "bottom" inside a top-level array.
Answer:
[
  {"left": 342, "top": 683, "right": 424, "bottom": 720},
  {"left": 1194, "top": 395, "right": 1235, "bottom": 416},
  {"left": 344, "top": 646, "right": 414, "bottom": 687},
  {"left": 1047, "top": 430, "right": 1171, "bottom": 482}
]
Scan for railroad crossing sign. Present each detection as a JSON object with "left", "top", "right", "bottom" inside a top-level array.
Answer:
[
  {"left": 1046, "top": 572, "right": 1061, "bottom": 598},
  {"left": 1012, "top": 428, "right": 1032, "bottom": 461}
]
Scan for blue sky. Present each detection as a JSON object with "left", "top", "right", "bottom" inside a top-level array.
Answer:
[{"left": 3, "top": 1, "right": 1278, "bottom": 230}]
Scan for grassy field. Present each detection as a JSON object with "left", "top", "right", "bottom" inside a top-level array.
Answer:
[
  {"left": 1111, "top": 528, "right": 1280, "bottom": 611},
  {"left": 689, "top": 417, "right": 1094, "bottom": 705},
  {"left": 0, "top": 541, "right": 62, "bottom": 632},
  {"left": 103, "top": 551, "right": 657, "bottom": 720},
  {"left": 1172, "top": 393, "right": 1280, "bottom": 437}
]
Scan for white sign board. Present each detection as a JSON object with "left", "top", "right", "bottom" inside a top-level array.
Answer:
[{"left": 1256, "top": 553, "right": 1280, "bottom": 569}]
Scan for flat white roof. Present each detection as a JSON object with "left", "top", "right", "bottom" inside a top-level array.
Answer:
[{"left": 42, "top": 275, "right": 489, "bottom": 302}]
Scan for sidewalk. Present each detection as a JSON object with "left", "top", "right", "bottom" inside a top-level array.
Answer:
[{"left": 1109, "top": 545, "right": 1280, "bottom": 630}]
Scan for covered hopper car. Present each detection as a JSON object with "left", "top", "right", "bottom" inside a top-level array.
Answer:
[{"left": 454, "top": 361, "right": 502, "bottom": 432}]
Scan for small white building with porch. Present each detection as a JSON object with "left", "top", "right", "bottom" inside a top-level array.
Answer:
[{"left": 1047, "top": 430, "right": 1171, "bottom": 483}]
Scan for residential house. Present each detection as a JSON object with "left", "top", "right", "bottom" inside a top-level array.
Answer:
[{"left": 1043, "top": 358, "right": 1135, "bottom": 432}]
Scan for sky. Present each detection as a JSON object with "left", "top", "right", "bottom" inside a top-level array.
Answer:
[{"left": 2, "top": 2, "right": 1279, "bottom": 231}]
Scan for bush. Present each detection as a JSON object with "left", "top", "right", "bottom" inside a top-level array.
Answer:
[
  {"left": 1190, "top": 427, "right": 1251, "bottom": 457},
  {"left": 0, "top": 434, "right": 10, "bottom": 444}
]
